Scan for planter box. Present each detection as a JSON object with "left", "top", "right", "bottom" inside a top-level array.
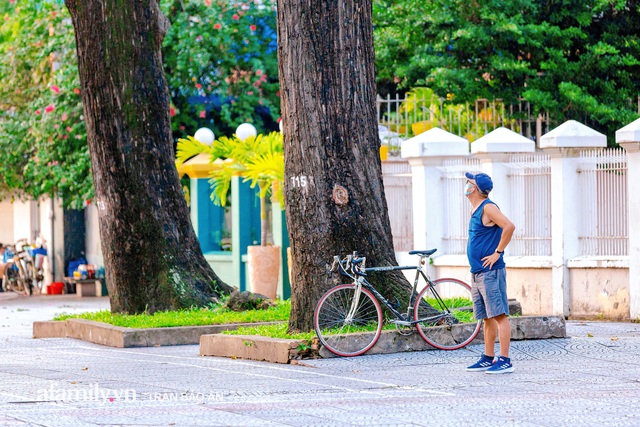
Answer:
[
  {"left": 199, "top": 315, "right": 566, "bottom": 364},
  {"left": 33, "top": 319, "right": 282, "bottom": 348}
]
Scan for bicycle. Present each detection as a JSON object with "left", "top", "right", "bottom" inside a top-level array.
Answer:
[
  {"left": 314, "top": 249, "right": 482, "bottom": 357},
  {"left": 1, "top": 239, "right": 43, "bottom": 296}
]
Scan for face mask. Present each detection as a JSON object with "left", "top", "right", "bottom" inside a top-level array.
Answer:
[{"left": 464, "top": 182, "right": 475, "bottom": 196}]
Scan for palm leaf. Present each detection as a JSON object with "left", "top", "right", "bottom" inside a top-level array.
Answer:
[{"left": 176, "top": 136, "right": 213, "bottom": 166}]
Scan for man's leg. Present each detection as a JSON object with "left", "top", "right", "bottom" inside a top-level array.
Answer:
[
  {"left": 483, "top": 317, "right": 498, "bottom": 357},
  {"left": 495, "top": 313, "right": 511, "bottom": 357}
]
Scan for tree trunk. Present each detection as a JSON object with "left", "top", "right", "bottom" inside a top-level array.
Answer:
[
  {"left": 277, "top": 0, "right": 412, "bottom": 332},
  {"left": 65, "top": 0, "right": 233, "bottom": 314}
]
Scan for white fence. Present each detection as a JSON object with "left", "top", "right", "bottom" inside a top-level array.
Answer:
[
  {"left": 577, "top": 148, "right": 628, "bottom": 256},
  {"left": 438, "top": 158, "right": 480, "bottom": 254},
  {"left": 506, "top": 154, "right": 552, "bottom": 257},
  {"left": 386, "top": 149, "right": 628, "bottom": 258},
  {"left": 381, "top": 161, "right": 413, "bottom": 252}
]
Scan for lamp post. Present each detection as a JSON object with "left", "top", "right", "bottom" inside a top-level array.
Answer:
[
  {"left": 194, "top": 127, "right": 215, "bottom": 145},
  {"left": 235, "top": 123, "right": 257, "bottom": 141}
]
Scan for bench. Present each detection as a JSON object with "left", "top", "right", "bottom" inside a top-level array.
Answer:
[{"left": 64, "top": 278, "right": 103, "bottom": 297}]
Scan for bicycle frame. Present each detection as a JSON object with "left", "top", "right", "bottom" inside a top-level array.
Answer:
[{"left": 349, "top": 259, "right": 452, "bottom": 326}]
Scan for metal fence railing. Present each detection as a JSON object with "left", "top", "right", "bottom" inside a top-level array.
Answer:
[
  {"left": 577, "top": 148, "right": 628, "bottom": 256},
  {"left": 506, "top": 154, "right": 552, "bottom": 257},
  {"left": 377, "top": 94, "right": 551, "bottom": 155},
  {"left": 381, "top": 160, "right": 413, "bottom": 252},
  {"left": 438, "top": 158, "right": 481, "bottom": 255}
]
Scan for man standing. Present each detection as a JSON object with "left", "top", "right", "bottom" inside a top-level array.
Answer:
[{"left": 463, "top": 172, "right": 516, "bottom": 374}]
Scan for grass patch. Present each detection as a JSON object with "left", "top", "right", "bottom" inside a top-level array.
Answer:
[
  {"left": 221, "top": 322, "right": 316, "bottom": 341},
  {"left": 53, "top": 300, "right": 291, "bottom": 329}
]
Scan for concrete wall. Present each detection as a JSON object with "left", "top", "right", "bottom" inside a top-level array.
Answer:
[
  {"left": 0, "top": 200, "right": 14, "bottom": 243},
  {"left": 569, "top": 266, "right": 629, "bottom": 320}
]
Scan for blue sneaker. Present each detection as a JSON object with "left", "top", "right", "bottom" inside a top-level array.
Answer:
[
  {"left": 466, "top": 354, "right": 495, "bottom": 372},
  {"left": 485, "top": 356, "right": 514, "bottom": 374}
]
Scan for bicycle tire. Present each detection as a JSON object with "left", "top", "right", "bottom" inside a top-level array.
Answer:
[
  {"left": 314, "top": 284, "right": 383, "bottom": 357},
  {"left": 414, "top": 277, "right": 481, "bottom": 350}
]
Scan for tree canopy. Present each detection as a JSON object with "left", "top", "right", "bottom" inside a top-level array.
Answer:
[
  {"left": 0, "top": 0, "right": 279, "bottom": 207},
  {"left": 0, "top": 1, "right": 91, "bottom": 207},
  {"left": 373, "top": 0, "right": 640, "bottom": 137}
]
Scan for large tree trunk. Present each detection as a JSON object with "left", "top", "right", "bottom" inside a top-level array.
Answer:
[
  {"left": 277, "top": 0, "right": 412, "bottom": 332},
  {"left": 65, "top": 0, "right": 233, "bottom": 314}
]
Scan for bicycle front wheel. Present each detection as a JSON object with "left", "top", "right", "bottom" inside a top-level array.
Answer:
[
  {"left": 414, "top": 278, "right": 481, "bottom": 350},
  {"left": 314, "top": 284, "right": 383, "bottom": 357}
]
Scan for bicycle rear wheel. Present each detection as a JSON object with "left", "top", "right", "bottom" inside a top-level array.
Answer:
[
  {"left": 414, "top": 278, "right": 481, "bottom": 350},
  {"left": 314, "top": 284, "right": 383, "bottom": 357}
]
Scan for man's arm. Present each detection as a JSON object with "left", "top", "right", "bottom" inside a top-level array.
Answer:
[{"left": 481, "top": 204, "right": 515, "bottom": 269}]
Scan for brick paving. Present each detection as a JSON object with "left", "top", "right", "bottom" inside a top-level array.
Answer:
[{"left": 0, "top": 293, "right": 639, "bottom": 426}]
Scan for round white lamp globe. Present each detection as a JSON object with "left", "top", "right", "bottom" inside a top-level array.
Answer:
[
  {"left": 194, "top": 127, "right": 215, "bottom": 145},
  {"left": 236, "top": 123, "right": 257, "bottom": 141}
]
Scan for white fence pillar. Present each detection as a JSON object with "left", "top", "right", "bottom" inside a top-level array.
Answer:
[
  {"left": 541, "top": 120, "right": 607, "bottom": 317},
  {"left": 402, "top": 128, "right": 469, "bottom": 251},
  {"left": 617, "top": 118, "right": 640, "bottom": 319}
]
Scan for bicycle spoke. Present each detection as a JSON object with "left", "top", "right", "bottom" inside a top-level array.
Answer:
[
  {"left": 314, "top": 284, "right": 383, "bottom": 357},
  {"left": 414, "top": 278, "right": 481, "bottom": 350}
]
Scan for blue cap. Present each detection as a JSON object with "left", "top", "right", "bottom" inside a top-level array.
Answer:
[{"left": 465, "top": 172, "right": 493, "bottom": 194}]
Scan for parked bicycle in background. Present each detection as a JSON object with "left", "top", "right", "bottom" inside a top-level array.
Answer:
[{"left": 1, "top": 238, "right": 46, "bottom": 296}]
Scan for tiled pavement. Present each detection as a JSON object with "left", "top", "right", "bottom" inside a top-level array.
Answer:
[{"left": 0, "top": 293, "right": 639, "bottom": 426}]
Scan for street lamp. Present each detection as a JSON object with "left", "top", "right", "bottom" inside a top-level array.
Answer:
[
  {"left": 236, "top": 123, "right": 257, "bottom": 141},
  {"left": 194, "top": 127, "right": 215, "bottom": 145}
]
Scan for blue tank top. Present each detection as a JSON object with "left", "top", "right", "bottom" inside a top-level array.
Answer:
[{"left": 467, "top": 199, "right": 505, "bottom": 274}]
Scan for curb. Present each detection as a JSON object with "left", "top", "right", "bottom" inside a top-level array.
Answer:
[
  {"left": 200, "top": 334, "right": 310, "bottom": 364},
  {"left": 33, "top": 319, "right": 283, "bottom": 348},
  {"left": 200, "top": 315, "right": 566, "bottom": 364}
]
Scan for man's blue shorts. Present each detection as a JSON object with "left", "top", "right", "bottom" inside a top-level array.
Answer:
[{"left": 471, "top": 268, "right": 508, "bottom": 320}]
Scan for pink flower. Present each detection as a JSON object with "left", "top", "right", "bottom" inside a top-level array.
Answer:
[
  {"left": 61, "top": 113, "right": 67, "bottom": 121},
  {"left": 170, "top": 108, "right": 176, "bottom": 117},
  {"left": 196, "top": 35, "right": 203, "bottom": 41},
  {"left": 180, "top": 126, "right": 185, "bottom": 130},
  {"left": 213, "top": 23, "right": 221, "bottom": 30},
  {"left": 255, "top": 70, "right": 263, "bottom": 76},
  {"left": 195, "top": 83, "right": 202, "bottom": 89},
  {"left": 247, "top": 91, "right": 253, "bottom": 95},
  {"left": 66, "top": 127, "right": 73, "bottom": 132},
  {"left": 250, "top": 25, "right": 257, "bottom": 31},
  {"left": 204, "top": 0, "right": 211, "bottom": 5},
  {"left": 73, "top": 88, "right": 81, "bottom": 95},
  {"left": 232, "top": 14, "right": 239, "bottom": 20},
  {"left": 50, "top": 85, "right": 60, "bottom": 94},
  {"left": 45, "top": 104, "right": 55, "bottom": 113},
  {"left": 199, "top": 110, "right": 206, "bottom": 118},
  {"left": 35, "top": 109, "right": 41, "bottom": 115},
  {"left": 54, "top": 124, "right": 59, "bottom": 129}
]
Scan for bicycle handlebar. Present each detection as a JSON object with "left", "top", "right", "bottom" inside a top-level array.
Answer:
[{"left": 331, "top": 252, "right": 367, "bottom": 279}]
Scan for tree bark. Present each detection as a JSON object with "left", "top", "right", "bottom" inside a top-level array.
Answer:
[
  {"left": 277, "top": 0, "right": 412, "bottom": 331},
  {"left": 65, "top": 0, "right": 233, "bottom": 313}
]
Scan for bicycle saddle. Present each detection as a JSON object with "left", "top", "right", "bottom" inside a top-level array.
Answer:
[{"left": 409, "top": 249, "right": 437, "bottom": 257}]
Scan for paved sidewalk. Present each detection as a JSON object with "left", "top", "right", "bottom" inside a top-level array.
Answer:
[{"left": 0, "top": 294, "right": 639, "bottom": 426}]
